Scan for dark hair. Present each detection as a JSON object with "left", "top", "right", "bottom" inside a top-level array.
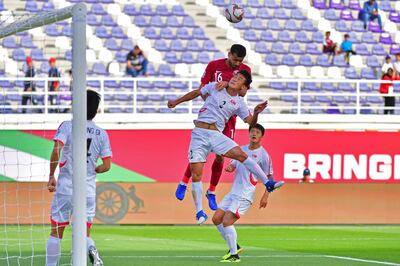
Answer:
[
  {"left": 230, "top": 44, "right": 246, "bottom": 58},
  {"left": 344, "top": 34, "right": 349, "bottom": 38},
  {"left": 249, "top": 123, "right": 265, "bottom": 136},
  {"left": 238, "top": 69, "right": 252, "bottom": 87},
  {"left": 87, "top": 90, "right": 100, "bottom": 120}
]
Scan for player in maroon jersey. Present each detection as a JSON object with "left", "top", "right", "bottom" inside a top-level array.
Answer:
[{"left": 175, "top": 44, "right": 252, "bottom": 211}]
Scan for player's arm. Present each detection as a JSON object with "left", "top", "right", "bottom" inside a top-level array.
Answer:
[
  {"left": 48, "top": 140, "right": 64, "bottom": 192},
  {"left": 225, "top": 160, "right": 238, "bottom": 172},
  {"left": 259, "top": 189, "right": 269, "bottom": 209},
  {"left": 95, "top": 157, "right": 111, "bottom": 173},
  {"left": 168, "top": 89, "right": 202, "bottom": 108},
  {"left": 242, "top": 100, "right": 268, "bottom": 126}
]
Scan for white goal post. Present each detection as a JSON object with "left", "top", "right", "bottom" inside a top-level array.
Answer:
[{"left": 0, "top": 3, "right": 87, "bottom": 265}]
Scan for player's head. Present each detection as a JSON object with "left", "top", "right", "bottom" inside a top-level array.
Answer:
[
  {"left": 344, "top": 34, "right": 349, "bottom": 40},
  {"left": 227, "top": 44, "right": 246, "bottom": 68},
  {"left": 228, "top": 70, "right": 252, "bottom": 95},
  {"left": 248, "top": 123, "right": 265, "bottom": 145},
  {"left": 87, "top": 90, "right": 100, "bottom": 120}
]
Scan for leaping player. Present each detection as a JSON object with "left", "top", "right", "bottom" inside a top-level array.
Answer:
[
  {"left": 176, "top": 44, "right": 251, "bottom": 211},
  {"left": 213, "top": 123, "right": 274, "bottom": 263},
  {"left": 168, "top": 70, "right": 284, "bottom": 224},
  {"left": 46, "top": 90, "right": 112, "bottom": 266}
]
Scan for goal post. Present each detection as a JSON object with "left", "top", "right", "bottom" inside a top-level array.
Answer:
[{"left": 0, "top": 3, "right": 87, "bottom": 265}]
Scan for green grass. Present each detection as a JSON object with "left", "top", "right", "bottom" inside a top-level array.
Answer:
[{"left": 1, "top": 225, "right": 399, "bottom": 265}]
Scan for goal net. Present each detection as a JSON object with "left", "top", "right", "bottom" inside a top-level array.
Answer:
[{"left": 0, "top": 3, "right": 87, "bottom": 265}]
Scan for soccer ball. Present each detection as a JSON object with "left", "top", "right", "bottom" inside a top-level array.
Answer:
[{"left": 224, "top": 4, "right": 244, "bottom": 23}]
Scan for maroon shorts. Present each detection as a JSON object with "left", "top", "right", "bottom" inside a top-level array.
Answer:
[{"left": 222, "top": 116, "right": 237, "bottom": 140}]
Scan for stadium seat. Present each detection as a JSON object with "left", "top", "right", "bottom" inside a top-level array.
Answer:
[
  {"left": 390, "top": 45, "right": 400, "bottom": 55},
  {"left": 372, "top": 44, "right": 387, "bottom": 56},
  {"left": 250, "top": 19, "right": 265, "bottom": 30},
  {"left": 156, "top": 5, "right": 171, "bottom": 16},
  {"left": 187, "top": 40, "right": 200, "bottom": 51},
  {"left": 150, "top": 16, "right": 165, "bottom": 28},
  {"left": 291, "top": 9, "right": 307, "bottom": 20},
  {"left": 306, "top": 43, "right": 322, "bottom": 54},
  {"left": 322, "top": 82, "right": 336, "bottom": 91},
  {"left": 380, "top": 33, "right": 393, "bottom": 45},
  {"left": 380, "top": 1, "right": 394, "bottom": 12},
  {"left": 327, "top": 104, "right": 341, "bottom": 114},
  {"left": 31, "top": 49, "right": 46, "bottom": 61},
  {"left": 105, "top": 39, "right": 119, "bottom": 51},
  {"left": 349, "top": 0, "right": 361, "bottom": 10},
  {"left": 92, "top": 63, "right": 108, "bottom": 75},
  {"left": 87, "top": 14, "right": 100, "bottom": 26},
  {"left": 45, "top": 25, "right": 60, "bottom": 36},
  {"left": 336, "top": 21, "right": 350, "bottom": 32},
  {"left": 361, "top": 32, "right": 376, "bottom": 44},
  {"left": 197, "top": 52, "right": 211, "bottom": 64},
  {"left": 91, "top": 4, "right": 107, "bottom": 15},
  {"left": 330, "top": 0, "right": 345, "bottom": 9},
  {"left": 134, "top": 16, "right": 149, "bottom": 27},
  {"left": 293, "top": 66, "right": 308, "bottom": 78},
  {"left": 299, "top": 55, "right": 313, "bottom": 66},
  {"left": 166, "top": 16, "right": 181, "bottom": 28},
  {"left": 271, "top": 42, "right": 287, "bottom": 54},
  {"left": 352, "top": 21, "right": 366, "bottom": 32},
  {"left": 111, "top": 27, "right": 126, "bottom": 39},
  {"left": 317, "top": 54, "right": 330, "bottom": 67},
  {"left": 356, "top": 44, "right": 370, "bottom": 55},
  {"left": 325, "top": 9, "right": 340, "bottom": 20},
  {"left": 160, "top": 28, "right": 175, "bottom": 40},
  {"left": 244, "top": 30, "right": 258, "bottom": 41},
  {"left": 256, "top": 8, "right": 272, "bottom": 19},
  {"left": 261, "top": 30, "right": 276, "bottom": 42},
  {"left": 265, "top": 54, "right": 279, "bottom": 65},
  {"left": 172, "top": 5, "right": 186, "bottom": 16},
  {"left": 289, "top": 43, "right": 303, "bottom": 54},
  {"left": 121, "top": 39, "right": 133, "bottom": 50},
  {"left": 213, "top": 52, "right": 225, "bottom": 60},
  {"left": 344, "top": 67, "right": 359, "bottom": 79},
  {"left": 267, "top": 19, "right": 282, "bottom": 31},
  {"left": 282, "top": 55, "right": 297, "bottom": 66},
  {"left": 313, "top": 0, "right": 328, "bottom": 9},
  {"left": 312, "top": 32, "right": 324, "bottom": 43},
  {"left": 140, "top": 5, "right": 155, "bottom": 16},
  {"left": 234, "top": 21, "right": 250, "bottom": 30},
  {"left": 302, "top": 20, "right": 317, "bottom": 31},
  {"left": 248, "top": 0, "right": 263, "bottom": 8},
  {"left": 304, "top": 82, "right": 318, "bottom": 91},
  {"left": 25, "top": 1, "right": 39, "bottom": 12},
  {"left": 170, "top": 40, "right": 185, "bottom": 52},
  {"left": 368, "top": 21, "right": 381, "bottom": 33},
  {"left": 138, "top": 81, "right": 154, "bottom": 89},
  {"left": 144, "top": 28, "right": 158, "bottom": 39},
  {"left": 203, "top": 40, "right": 218, "bottom": 52},
  {"left": 255, "top": 42, "right": 269, "bottom": 54},
  {"left": 95, "top": 26, "right": 110, "bottom": 38},
  {"left": 277, "top": 65, "right": 292, "bottom": 78},
  {"left": 124, "top": 5, "right": 138, "bottom": 16},
  {"left": 361, "top": 68, "right": 377, "bottom": 79},
  {"left": 102, "top": 15, "right": 117, "bottom": 27},
  {"left": 282, "top": 0, "right": 296, "bottom": 9},
  {"left": 12, "top": 49, "right": 26, "bottom": 61},
  {"left": 183, "top": 16, "right": 197, "bottom": 28},
  {"left": 348, "top": 31, "right": 361, "bottom": 43},
  {"left": 278, "top": 31, "right": 293, "bottom": 42},
  {"left": 340, "top": 10, "right": 354, "bottom": 20},
  {"left": 115, "top": 51, "right": 127, "bottom": 63},
  {"left": 20, "top": 36, "right": 35, "bottom": 48},
  {"left": 245, "top": 9, "right": 256, "bottom": 19},
  {"left": 333, "top": 55, "right": 348, "bottom": 67},
  {"left": 62, "top": 26, "right": 72, "bottom": 37},
  {"left": 295, "top": 31, "right": 310, "bottom": 43},
  {"left": 274, "top": 9, "right": 289, "bottom": 20},
  {"left": 315, "top": 96, "right": 331, "bottom": 103},
  {"left": 193, "top": 28, "right": 207, "bottom": 40},
  {"left": 389, "top": 12, "right": 400, "bottom": 23},
  {"left": 265, "top": 0, "right": 279, "bottom": 8},
  {"left": 284, "top": 20, "right": 299, "bottom": 31},
  {"left": 366, "top": 56, "right": 381, "bottom": 68},
  {"left": 165, "top": 53, "right": 180, "bottom": 64}
]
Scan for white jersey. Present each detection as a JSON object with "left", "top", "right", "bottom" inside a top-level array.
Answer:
[
  {"left": 195, "top": 82, "right": 251, "bottom": 132},
  {"left": 53, "top": 120, "right": 112, "bottom": 197},
  {"left": 230, "top": 145, "right": 273, "bottom": 202}
]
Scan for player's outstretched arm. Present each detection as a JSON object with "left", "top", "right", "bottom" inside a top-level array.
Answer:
[
  {"left": 225, "top": 164, "right": 236, "bottom": 173},
  {"left": 95, "top": 157, "right": 111, "bottom": 174},
  {"left": 48, "top": 141, "right": 64, "bottom": 192},
  {"left": 244, "top": 100, "right": 268, "bottom": 126},
  {"left": 259, "top": 190, "right": 269, "bottom": 209},
  {"left": 167, "top": 89, "right": 202, "bottom": 108}
]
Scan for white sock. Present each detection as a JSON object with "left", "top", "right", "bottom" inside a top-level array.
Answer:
[
  {"left": 224, "top": 225, "right": 238, "bottom": 255},
  {"left": 87, "top": 237, "right": 95, "bottom": 251},
  {"left": 46, "top": 236, "right": 61, "bottom": 266},
  {"left": 243, "top": 157, "right": 269, "bottom": 185},
  {"left": 191, "top": 181, "right": 203, "bottom": 213},
  {"left": 179, "top": 181, "right": 187, "bottom": 186},
  {"left": 216, "top": 223, "right": 226, "bottom": 241}
]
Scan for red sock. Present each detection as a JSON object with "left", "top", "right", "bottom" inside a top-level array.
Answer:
[
  {"left": 209, "top": 160, "right": 223, "bottom": 192},
  {"left": 182, "top": 164, "right": 191, "bottom": 184}
]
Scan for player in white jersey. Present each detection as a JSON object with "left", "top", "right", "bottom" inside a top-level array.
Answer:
[
  {"left": 46, "top": 90, "right": 112, "bottom": 266},
  {"left": 213, "top": 124, "right": 274, "bottom": 263},
  {"left": 168, "top": 70, "right": 284, "bottom": 224}
]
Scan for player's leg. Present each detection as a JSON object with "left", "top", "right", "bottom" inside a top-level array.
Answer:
[
  {"left": 206, "top": 154, "right": 223, "bottom": 210},
  {"left": 86, "top": 197, "right": 103, "bottom": 266},
  {"left": 220, "top": 212, "right": 240, "bottom": 262},
  {"left": 212, "top": 195, "right": 230, "bottom": 241},
  {"left": 224, "top": 146, "right": 284, "bottom": 192},
  {"left": 191, "top": 162, "right": 208, "bottom": 224},
  {"left": 175, "top": 163, "right": 191, "bottom": 201}
]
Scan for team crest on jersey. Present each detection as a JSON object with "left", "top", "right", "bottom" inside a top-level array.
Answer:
[
  {"left": 230, "top": 99, "right": 237, "bottom": 105},
  {"left": 233, "top": 70, "right": 239, "bottom": 75},
  {"left": 252, "top": 154, "right": 257, "bottom": 158}
]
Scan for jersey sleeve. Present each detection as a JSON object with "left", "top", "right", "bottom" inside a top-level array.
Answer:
[
  {"left": 53, "top": 121, "right": 70, "bottom": 145},
  {"left": 260, "top": 151, "right": 273, "bottom": 176},
  {"left": 230, "top": 159, "right": 239, "bottom": 168},
  {"left": 236, "top": 99, "right": 252, "bottom": 121},
  {"left": 100, "top": 131, "right": 112, "bottom": 159},
  {"left": 200, "top": 82, "right": 216, "bottom": 96},
  {"left": 200, "top": 61, "right": 215, "bottom": 84}
]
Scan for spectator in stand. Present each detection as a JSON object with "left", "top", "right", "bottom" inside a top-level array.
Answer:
[
  {"left": 362, "top": 0, "right": 382, "bottom": 31},
  {"left": 48, "top": 57, "right": 61, "bottom": 113},
  {"left": 126, "top": 45, "right": 148, "bottom": 77},
  {"left": 393, "top": 53, "right": 400, "bottom": 76},
  {"left": 340, "top": 34, "right": 356, "bottom": 64},
  {"left": 380, "top": 68, "right": 400, "bottom": 115},
  {"left": 381, "top": 55, "right": 393, "bottom": 75},
  {"left": 22, "top": 56, "right": 37, "bottom": 113},
  {"left": 299, "top": 168, "right": 314, "bottom": 183},
  {"left": 323, "top": 31, "right": 339, "bottom": 63}
]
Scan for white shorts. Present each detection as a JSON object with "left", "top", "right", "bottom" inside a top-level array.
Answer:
[
  {"left": 218, "top": 193, "right": 252, "bottom": 218},
  {"left": 188, "top": 127, "right": 238, "bottom": 163},
  {"left": 50, "top": 193, "right": 96, "bottom": 227}
]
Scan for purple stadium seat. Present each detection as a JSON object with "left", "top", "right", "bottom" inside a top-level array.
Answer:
[
  {"left": 101, "top": 0, "right": 114, "bottom": 3},
  {"left": 120, "top": 81, "right": 133, "bottom": 88},
  {"left": 274, "top": 9, "right": 289, "bottom": 19},
  {"left": 176, "top": 28, "right": 191, "bottom": 40},
  {"left": 138, "top": 81, "right": 154, "bottom": 89},
  {"left": 144, "top": 28, "right": 158, "bottom": 39},
  {"left": 141, "top": 108, "right": 157, "bottom": 114},
  {"left": 313, "top": 0, "right": 328, "bottom": 9},
  {"left": 302, "top": 20, "right": 317, "bottom": 31},
  {"left": 317, "top": 54, "right": 330, "bottom": 67},
  {"left": 134, "top": 16, "right": 148, "bottom": 27},
  {"left": 271, "top": 42, "right": 287, "bottom": 54},
  {"left": 372, "top": 44, "right": 387, "bottom": 55},
  {"left": 124, "top": 5, "right": 138, "bottom": 16},
  {"left": 256, "top": 8, "right": 272, "bottom": 19},
  {"left": 327, "top": 103, "right": 341, "bottom": 114},
  {"left": 333, "top": 96, "right": 348, "bottom": 104},
  {"left": 45, "top": 25, "right": 60, "bottom": 36},
  {"left": 285, "top": 20, "right": 299, "bottom": 31},
  {"left": 255, "top": 42, "right": 269, "bottom": 54},
  {"left": 12, "top": 49, "right": 26, "bottom": 61},
  {"left": 115, "top": 51, "right": 127, "bottom": 63},
  {"left": 366, "top": 96, "right": 382, "bottom": 104},
  {"left": 291, "top": 9, "right": 306, "bottom": 20},
  {"left": 204, "top": 40, "right": 218, "bottom": 52},
  {"left": 92, "top": 63, "right": 108, "bottom": 75},
  {"left": 304, "top": 82, "right": 319, "bottom": 91},
  {"left": 121, "top": 39, "right": 133, "bottom": 50},
  {"left": 156, "top": 5, "right": 170, "bottom": 16},
  {"left": 271, "top": 82, "right": 285, "bottom": 90},
  {"left": 193, "top": 28, "right": 207, "bottom": 40},
  {"left": 302, "top": 96, "right": 314, "bottom": 103},
  {"left": 95, "top": 26, "right": 110, "bottom": 38},
  {"left": 25, "top": 1, "right": 39, "bottom": 12},
  {"left": 380, "top": 1, "right": 394, "bottom": 12},
  {"left": 282, "top": 55, "right": 296, "bottom": 66},
  {"left": 349, "top": 0, "right": 361, "bottom": 10},
  {"left": 356, "top": 44, "right": 370, "bottom": 55},
  {"left": 20, "top": 36, "right": 35, "bottom": 48},
  {"left": 111, "top": 27, "right": 126, "bottom": 39},
  {"left": 267, "top": 19, "right": 281, "bottom": 31},
  {"left": 105, "top": 39, "right": 119, "bottom": 51},
  {"left": 340, "top": 10, "right": 354, "bottom": 20},
  {"left": 147, "top": 64, "right": 158, "bottom": 76},
  {"left": 62, "top": 26, "right": 72, "bottom": 37},
  {"left": 333, "top": 55, "right": 347, "bottom": 67},
  {"left": 65, "top": 50, "right": 72, "bottom": 61},
  {"left": 166, "top": 16, "right": 181, "bottom": 27},
  {"left": 315, "top": 96, "right": 331, "bottom": 103},
  {"left": 289, "top": 43, "right": 303, "bottom": 54},
  {"left": 330, "top": 0, "right": 344, "bottom": 9},
  {"left": 245, "top": 9, "right": 256, "bottom": 19},
  {"left": 282, "top": 0, "right": 296, "bottom": 9},
  {"left": 361, "top": 32, "right": 376, "bottom": 44},
  {"left": 366, "top": 56, "right": 381, "bottom": 68},
  {"left": 306, "top": 43, "right": 322, "bottom": 54},
  {"left": 172, "top": 5, "right": 186, "bottom": 16},
  {"left": 148, "top": 95, "right": 164, "bottom": 101},
  {"left": 325, "top": 9, "right": 340, "bottom": 20},
  {"left": 183, "top": 16, "right": 197, "bottom": 28},
  {"left": 87, "top": 14, "right": 100, "bottom": 26},
  {"left": 104, "top": 80, "right": 119, "bottom": 89},
  {"left": 380, "top": 33, "right": 393, "bottom": 45},
  {"left": 336, "top": 20, "right": 350, "bottom": 32},
  {"left": 160, "top": 28, "right": 175, "bottom": 39},
  {"left": 244, "top": 30, "right": 258, "bottom": 41},
  {"left": 155, "top": 40, "right": 168, "bottom": 51},
  {"left": 278, "top": 31, "right": 293, "bottom": 42},
  {"left": 281, "top": 93, "right": 297, "bottom": 103},
  {"left": 170, "top": 40, "right": 185, "bottom": 52},
  {"left": 344, "top": 67, "right": 359, "bottom": 79},
  {"left": 154, "top": 81, "right": 170, "bottom": 89},
  {"left": 234, "top": 21, "right": 250, "bottom": 30},
  {"left": 102, "top": 15, "right": 117, "bottom": 27},
  {"left": 198, "top": 51, "right": 211, "bottom": 64},
  {"left": 265, "top": 0, "right": 279, "bottom": 8},
  {"left": 31, "top": 49, "right": 46, "bottom": 61},
  {"left": 261, "top": 30, "right": 276, "bottom": 42},
  {"left": 295, "top": 31, "right": 310, "bottom": 43},
  {"left": 160, "top": 108, "right": 173, "bottom": 114},
  {"left": 368, "top": 21, "right": 382, "bottom": 33},
  {"left": 0, "top": 2, "right": 4, "bottom": 12},
  {"left": 213, "top": 52, "right": 225, "bottom": 60},
  {"left": 265, "top": 54, "right": 279, "bottom": 65},
  {"left": 299, "top": 55, "right": 313, "bottom": 66},
  {"left": 164, "top": 53, "right": 180, "bottom": 64},
  {"left": 322, "top": 83, "right": 336, "bottom": 91},
  {"left": 140, "top": 5, "right": 154, "bottom": 16},
  {"left": 187, "top": 40, "right": 200, "bottom": 51},
  {"left": 248, "top": 0, "right": 263, "bottom": 8},
  {"left": 170, "top": 81, "right": 187, "bottom": 89},
  {"left": 87, "top": 80, "right": 101, "bottom": 88},
  {"left": 361, "top": 68, "right": 376, "bottom": 79},
  {"left": 251, "top": 19, "right": 264, "bottom": 30},
  {"left": 360, "top": 83, "right": 371, "bottom": 92},
  {"left": 150, "top": 16, "right": 165, "bottom": 28},
  {"left": 349, "top": 31, "right": 361, "bottom": 43},
  {"left": 312, "top": 32, "right": 324, "bottom": 43},
  {"left": 389, "top": 13, "right": 400, "bottom": 23},
  {"left": 42, "top": 2, "right": 55, "bottom": 11},
  {"left": 91, "top": 4, "right": 106, "bottom": 15},
  {"left": 390, "top": 45, "right": 400, "bottom": 55}
]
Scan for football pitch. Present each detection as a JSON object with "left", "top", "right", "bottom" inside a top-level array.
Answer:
[{"left": 1, "top": 225, "right": 399, "bottom": 266}]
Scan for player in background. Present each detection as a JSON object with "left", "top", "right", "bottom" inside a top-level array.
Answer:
[
  {"left": 213, "top": 124, "right": 275, "bottom": 262},
  {"left": 176, "top": 44, "right": 252, "bottom": 211},
  {"left": 168, "top": 70, "right": 284, "bottom": 224},
  {"left": 46, "top": 90, "right": 112, "bottom": 266}
]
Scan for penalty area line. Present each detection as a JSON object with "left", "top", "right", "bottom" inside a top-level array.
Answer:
[{"left": 325, "top": 255, "right": 400, "bottom": 265}]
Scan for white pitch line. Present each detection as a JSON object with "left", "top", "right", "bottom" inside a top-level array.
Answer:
[
  {"left": 325, "top": 255, "right": 400, "bottom": 266},
  {"left": 102, "top": 255, "right": 324, "bottom": 258}
]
